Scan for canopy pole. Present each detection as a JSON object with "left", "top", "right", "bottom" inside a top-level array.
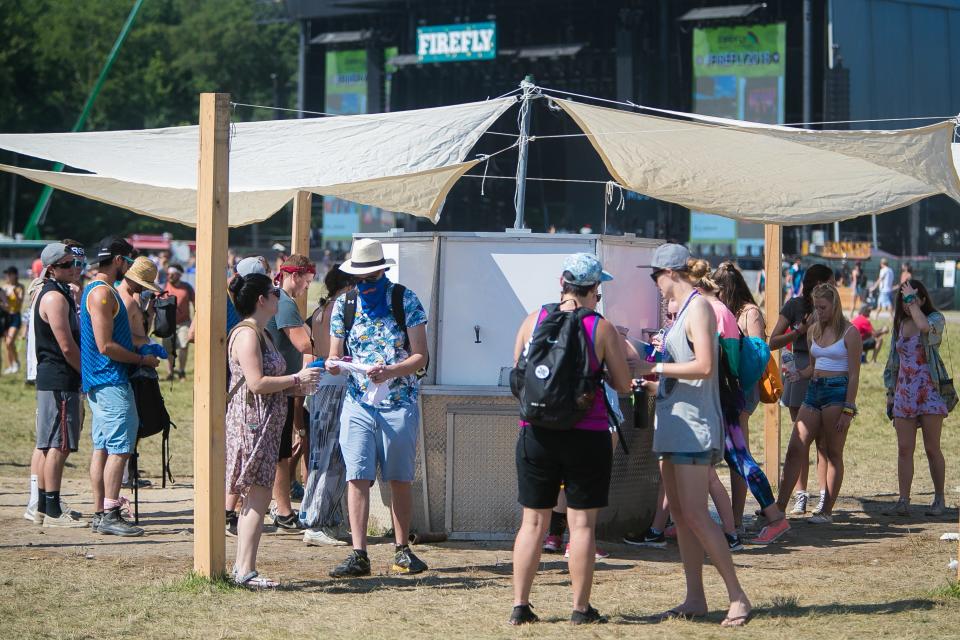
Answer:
[
  {"left": 193, "top": 92, "right": 230, "bottom": 578},
  {"left": 512, "top": 75, "right": 535, "bottom": 230},
  {"left": 291, "top": 190, "right": 312, "bottom": 317},
  {"left": 763, "top": 224, "right": 783, "bottom": 489}
]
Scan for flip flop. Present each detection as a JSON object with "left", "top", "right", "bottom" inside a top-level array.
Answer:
[
  {"left": 234, "top": 570, "right": 278, "bottom": 590},
  {"left": 652, "top": 609, "right": 707, "bottom": 622},
  {"left": 720, "top": 611, "right": 754, "bottom": 627}
]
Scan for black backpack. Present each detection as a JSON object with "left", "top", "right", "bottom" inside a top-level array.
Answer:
[
  {"left": 510, "top": 304, "right": 603, "bottom": 430},
  {"left": 152, "top": 292, "right": 178, "bottom": 339},
  {"left": 342, "top": 284, "right": 429, "bottom": 377}
]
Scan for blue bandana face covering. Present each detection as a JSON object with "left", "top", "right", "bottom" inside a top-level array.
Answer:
[{"left": 358, "top": 274, "right": 391, "bottom": 319}]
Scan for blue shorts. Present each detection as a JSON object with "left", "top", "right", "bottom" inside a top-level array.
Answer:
[
  {"left": 658, "top": 450, "right": 721, "bottom": 466},
  {"left": 801, "top": 376, "right": 849, "bottom": 412},
  {"left": 338, "top": 395, "right": 419, "bottom": 483},
  {"left": 5, "top": 312, "right": 21, "bottom": 330},
  {"left": 88, "top": 383, "right": 139, "bottom": 455},
  {"left": 878, "top": 291, "right": 893, "bottom": 308}
]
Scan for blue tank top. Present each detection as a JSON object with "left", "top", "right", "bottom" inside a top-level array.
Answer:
[{"left": 80, "top": 280, "right": 134, "bottom": 392}]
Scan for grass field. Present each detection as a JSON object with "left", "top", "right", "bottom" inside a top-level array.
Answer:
[{"left": 0, "top": 309, "right": 958, "bottom": 639}]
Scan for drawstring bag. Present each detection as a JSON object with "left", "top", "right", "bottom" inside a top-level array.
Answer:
[{"left": 758, "top": 356, "right": 783, "bottom": 404}]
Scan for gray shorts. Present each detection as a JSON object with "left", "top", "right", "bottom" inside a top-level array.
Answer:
[{"left": 36, "top": 390, "right": 83, "bottom": 452}]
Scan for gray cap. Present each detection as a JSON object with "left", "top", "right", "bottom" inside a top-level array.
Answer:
[
  {"left": 236, "top": 256, "right": 268, "bottom": 277},
  {"left": 41, "top": 242, "right": 71, "bottom": 268},
  {"left": 638, "top": 243, "right": 691, "bottom": 271}
]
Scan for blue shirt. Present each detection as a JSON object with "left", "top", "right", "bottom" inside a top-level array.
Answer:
[
  {"left": 80, "top": 281, "right": 134, "bottom": 392},
  {"left": 226, "top": 296, "right": 241, "bottom": 334}
]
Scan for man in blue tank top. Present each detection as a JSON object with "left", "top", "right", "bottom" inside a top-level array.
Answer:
[{"left": 81, "top": 237, "right": 160, "bottom": 537}]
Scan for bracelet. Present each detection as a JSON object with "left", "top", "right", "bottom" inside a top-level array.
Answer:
[
  {"left": 902, "top": 293, "right": 917, "bottom": 305},
  {"left": 292, "top": 374, "right": 300, "bottom": 388},
  {"left": 654, "top": 362, "right": 664, "bottom": 375}
]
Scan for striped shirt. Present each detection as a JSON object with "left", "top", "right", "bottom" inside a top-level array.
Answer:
[{"left": 80, "top": 281, "right": 134, "bottom": 392}]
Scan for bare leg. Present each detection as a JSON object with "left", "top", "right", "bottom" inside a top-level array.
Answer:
[
  {"left": 893, "top": 419, "right": 917, "bottom": 501},
  {"left": 815, "top": 434, "right": 828, "bottom": 500},
  {"left": 788, "top": 406, "right": 810, "bottom": 495},
  {"left": 42, "top": 449, "right": 69, "bottom": 492},
  {"left": 226, "top": 493, "right": 240, "bottom": 512},
  {"left": 103, "top": 453, "right": 130, "bottom": 503},
  {"left": 346, "top": 480, "right": 371, "bottom": 550},
  {"left": 235, "top": 485, "right": 271, "bottom": 576},
  {"left": 90, "top": 449, "right": 108, "bottom": 512},
  {"left": 651, "top": 482, "right": 670, "bottom": 530},
  {"left": 512, "top": 507, "right": 550, "bottom": 606},
  {"left": 708, "top": 468, "right": 737, "bottom": 535},
  {"left": 919, "top": 415, "right": 946, "bottom": 498},
  {"left": 566, "top": 507, "right": 600, "bottom": 612},
  {"left": 177, "top": 346, "right": 188, "bottom": 375},
  {"left": 273, "top": 457, "right": 294, "bottom": 516},
  {"left": 389, "top": 480, "right": 413, "bottom": 546},
  {"left": 659, "top": 461, "right": 707, "bottom": 616},
  {"left": 776, "top": 407, "right": 822, "bottom": 512},
  {"left": 820, "top": 405, "right": 848, "bottom": 515}
]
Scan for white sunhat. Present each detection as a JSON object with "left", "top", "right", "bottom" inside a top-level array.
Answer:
[{"left": 339, "top": 238, "right": 396, "bottom": 276}]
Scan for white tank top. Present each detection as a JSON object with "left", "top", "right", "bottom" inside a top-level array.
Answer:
[{"left": 809, "top": 325, "right": 855, "bottom": 372}]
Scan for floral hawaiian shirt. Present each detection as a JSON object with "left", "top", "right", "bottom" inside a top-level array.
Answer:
[{"left": 330, "top": 281, "right": 427, "bottom": 409}]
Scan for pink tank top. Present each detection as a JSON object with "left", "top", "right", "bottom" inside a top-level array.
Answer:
[{"left": 520, "top": 307, "right": 608, "bottom": 432}]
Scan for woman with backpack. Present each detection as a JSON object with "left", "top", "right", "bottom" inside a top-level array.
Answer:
[
  {"left": 774, "top": 283, "right": 862, "bottom": 524},
  {"left": 225, "top": 273, "right": 321, "bottom": 588},
  {"left": 509, "top": 253, "right": 632, "bottom": 626},
  {"left": 882, "top": 279, "right": 951, "bottom": 517},
  {"left": 300, "top": 265, "right": 355, "bottom": 546},
  {"left": 636, "top": 244, "right": 751, "bottom": 627},
  {"left": 768, "top": 264, "right": 835, "bottom": 516}
]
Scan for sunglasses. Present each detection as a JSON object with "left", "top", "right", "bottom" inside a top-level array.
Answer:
[
  {"left": 121, "top": 255, "right": 136, "bottom": 264},
  {"left": 650, "top": 269, "right": 666, "bottom": 283},
  {"left": 358, "top": 274, "right": 381, "bottom": 283},
  {"left": 596, "top": 292, "right": 602, "bottom": 302},
  {"left": 52, "top": 259, "right": 84, "bottom": 269}
]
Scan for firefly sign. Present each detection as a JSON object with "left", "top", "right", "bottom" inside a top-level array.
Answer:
[{"left": 416, "top": 22, "right": 496, "bottom": 63}]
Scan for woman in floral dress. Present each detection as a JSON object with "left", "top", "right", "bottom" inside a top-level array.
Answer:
[
  {"left": 883, "top": 279, "right": 949, "bottom": 517},
  {"left": 226, "top": 273, "right": 320, "bottom": 588}
]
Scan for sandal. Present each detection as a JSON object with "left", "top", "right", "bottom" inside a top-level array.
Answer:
[
  {"left": 234, "top": 570, "right": 278, "bottom": 589},
  {"left": 721, "top": 611, "right": 754, "bottom": 627},
  {"left": 652, "top": 608, "right": 707, "bottom": 622}
]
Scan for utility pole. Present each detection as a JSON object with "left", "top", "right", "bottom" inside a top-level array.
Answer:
[{"left": 513, "top": 76, "right": 535, "bottom": 230}]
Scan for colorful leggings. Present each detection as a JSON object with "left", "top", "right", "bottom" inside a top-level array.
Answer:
[{"left": 723, "top": 417, "right": 776, "bottom": 510}]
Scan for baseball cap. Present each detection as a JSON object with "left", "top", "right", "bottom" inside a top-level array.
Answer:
[
  {"left": 561, "top": 253, "right": 613, "bottom": 286},
  {"left": 637, "top": 243, "right": 691, "bottom": 271},
  {"left": 236, "top": 256, "right": 268, "bottom": 277},
  {"left": 91, "top": 236, "right": 134, "bottom": 265},
  {"left": 41, "top": 242, "right": 71, "bottom": 268}
]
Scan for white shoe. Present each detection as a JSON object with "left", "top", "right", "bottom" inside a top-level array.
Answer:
[
  {"left": 9, "top": 362, "right": 19, "bottom": 374},
  {"left": 812, "top": 491, "right": 827, "bottom": 515},
  {"left": 59, "top": 499, "right": 82, "bottom": 519},
  {"left": 303, "top": 527, "right": 347, "bottom": 546},
  {"left": 789, "top": 492, "right": 808, "bottom": 516},
  {"left": 43, "top": 512, "right": 87, "bottom": 528},
  {"left": 808, "top": 513, "right": 833, "bottom": 525},
  {"left": 24, "top": 506, "right": 43, "bottom": 524}
]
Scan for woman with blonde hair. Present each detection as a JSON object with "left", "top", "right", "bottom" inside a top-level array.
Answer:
[{"left": 774, "top": 283, "right": 861, "bottom": 524}]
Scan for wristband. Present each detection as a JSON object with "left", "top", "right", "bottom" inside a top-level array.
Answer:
[
  {"left": 654, "top": 362, "right": 664, "bottom": 375},
  {"left": 292, "top": 374, "right": 300, "bottom": 388},
  {"left": 902, "top": 293, "right": 916, "bottom": 305}
]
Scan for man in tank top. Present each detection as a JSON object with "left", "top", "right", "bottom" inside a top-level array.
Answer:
[{"left": 81, "top": 237, "right": 159, "bottom": 537}]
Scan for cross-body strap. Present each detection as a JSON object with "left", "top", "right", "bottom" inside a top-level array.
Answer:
[{"left": 227, "top": 319, "right": 266, "bottom": 403}]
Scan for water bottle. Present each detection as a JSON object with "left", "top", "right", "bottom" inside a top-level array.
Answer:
[
  {"left": 782, "top": 350, "right": 798, "bottom": 382},
  {"left": 641, "top": 341, "right": 659, "bottom": 382}
]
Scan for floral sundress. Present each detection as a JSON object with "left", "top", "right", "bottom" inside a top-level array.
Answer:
[{"left": 893, "top": 333, "right": 947, "bottom": 419}]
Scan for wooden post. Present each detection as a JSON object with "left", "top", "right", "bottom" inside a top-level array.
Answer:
[
  {"left": 193, "top": 92, "right": 230, "bottom": 577},
  {"left": 763, "top": 224, "right": 783, "bottom": 489},
  {"left": 291, "top": 190, "right": 312, "bottom": 317}
]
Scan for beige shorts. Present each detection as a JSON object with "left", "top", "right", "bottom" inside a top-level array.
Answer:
[{"left": 163, "top": 323, "right": 191, "bottom": 351}]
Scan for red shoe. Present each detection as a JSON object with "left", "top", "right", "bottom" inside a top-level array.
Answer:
[
  {"left": 543, "top": 534, "right": 563, "bottom": 553},
  {"left": 563, "top": 543, "right": 610, "bottom": 560},
  {"left": 751, "top": 518, "right": 791, "bottom": 544},
  {"left": 664, "top": 525, "right": 677, "bottom": 539}
]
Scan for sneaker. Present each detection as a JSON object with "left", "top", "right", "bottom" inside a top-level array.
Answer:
[
  {"left": 570, "top": 605, "right": 607, "bottom": 625},
  {"left": 543, "top": 534, "right": 563, "bottom": 553},
  {"left": 808, "top": 513, "right": 833, "bottom": 525},
  {"left": 59, "top": 499, "right": 82, "bottom": 519},
  {"left": 42, "top": 512, "right": 87, "bottom": 528},
  {"left": 882, "top": 499, "right": 910, "bottom": 517},
  {"left": 509, "top": 604, "right": 539, "bottom": 625},
  {"left": 924, "top": 497, "right": 946, "bottom": 517},
  {"left": 289, "top": 481, "right": 304, "bottom": 502},
  {"left": 177, "top": 370, "right": 186, "bottom": 380},
  {"left": 563, "top": 543, "right": 610, "bottom": 560},
  {"left": 664, "top": 525, "right": 677, "bottom": 539},
  {"left": 91, "top": 513, "right": 102, "bottom": 532},
  {"left": 789, "top": 491, "right": 809, "bottom": 515},
  {"left": 304, "top": 527, "right": 347, "bottom": 546},
  {"left": 812, "top": 491, "right": 827, "bottom": 515},
  {"left": 329, "top": 551, "right": 371, "bottom": 578},
  {"left": 751, "top": 518, "right": 791, "bottom": 544},
  {"left": 725, "top": 532, "right": 744, "bottom": 551},
  {"left": 226, "top": 511, "right": 238, "bottom": 537},
  {"left": 97, "top": 509, "right": 144, "bottom": 537},
  {"left": 623, "top": 528, "right": 666, "bottom": 548},
  {"left": 273, "top": 512, "right": 303, "bottom": 531},
  {"left": 24, "top": 506, "right": 43, "bottom": 524},
  {"left": 392, "top": 546, "right": 428, "bottom": 575}
]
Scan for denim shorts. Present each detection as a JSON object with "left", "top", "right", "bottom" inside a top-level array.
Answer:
[
  {"left": 801, "top": 376, "right": 849, "bottom": 412},
  {"left": 338, "top": 395, "right": 418, "bottom": 483},
  {"left": 88, "top": 383, "right": 139, "bottom": 455},
  {"left": 658, "top": 450, "right": 722, "bottom": 466}
]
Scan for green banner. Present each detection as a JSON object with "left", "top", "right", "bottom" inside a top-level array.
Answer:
[
  {"left": 417, "top": 22, "right": 496, "bottom": 63},
  {"left": 693, "top": 24, "right": 785, "bottom": 78}
]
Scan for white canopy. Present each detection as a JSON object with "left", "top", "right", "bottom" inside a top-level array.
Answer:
[
  {"left": 557, "top": 98, "right": 960, "bottom": 225},
  {"left": 0, "top": 98, "right": 515, "bottom": 227}
]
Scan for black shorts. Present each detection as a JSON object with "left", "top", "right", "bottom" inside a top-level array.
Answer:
[
  {"left": 515, "top": 426, "right": 612, "bottom": 510},
  {"left": 278, "top": 396, "right": 295, "bottom": 460}
]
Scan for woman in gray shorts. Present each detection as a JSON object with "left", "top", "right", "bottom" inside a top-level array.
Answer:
[
  {"left": 636, "top": 244, "right": 751, "bottom": 627},
  {"left": 768, "top": 264, "right": 834, "bottom": 515}
]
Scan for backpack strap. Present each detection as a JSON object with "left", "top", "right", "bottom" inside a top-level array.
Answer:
[
  {"left": 227, "top": 319, "right": 266, "bottom": 403},
  {"left": 391, "top": 284, "right": 409, "bottom": 352}
]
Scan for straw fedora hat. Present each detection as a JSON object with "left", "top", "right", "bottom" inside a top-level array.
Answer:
[
  {"left": 339, "top": 238, "right": 396, "bottom": 275},
  {"left": 125, "top": 256, "right": 161, "bottom": 293}
]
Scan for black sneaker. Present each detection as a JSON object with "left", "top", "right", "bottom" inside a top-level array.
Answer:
[
  {"left": 623, "top": 528, "right": 666, "bottom": 548},
  {"left": 725, "top": 532, "right": 744, "bottom": 552},
  {"left": 509, "top": 604, "right": 539, "bottom": 625},
  {"left": 226, "top": 511, "right": 238, "bottom": 537},
  {"left": 392, "top": 545, "right": 428, "bottom": 575},
  {"left": 91, "top": 513, "right": 102, "bottom": 532},
  {"left": 329, "top": 551, "right": 371, "bottom": 578},
  {"left": 97, "top": 509, "right": 144, "bottom": 537},
  {"left": 570, "top": 606, "right": 607, "bottom": 625},
  {"left": 273, "top": 512, "right": 303, "bottom": 531}
]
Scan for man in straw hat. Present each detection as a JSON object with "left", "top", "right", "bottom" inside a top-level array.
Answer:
[
  {"left": 27, "top": 243, "right": 88, "bottom": 528},
  {"left": 326, "top": 238, "right": 429, "bottom": 577},
  {"left": 81, "top": 237, "right": 160, "bottom": 537}
]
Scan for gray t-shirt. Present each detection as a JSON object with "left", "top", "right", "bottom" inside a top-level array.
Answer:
[
  {"left": 779, "top": 296, "right": 812, "bottom": 354},
  {"left": 266, "top": 289, "right": 305, "bottom": 376}
]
